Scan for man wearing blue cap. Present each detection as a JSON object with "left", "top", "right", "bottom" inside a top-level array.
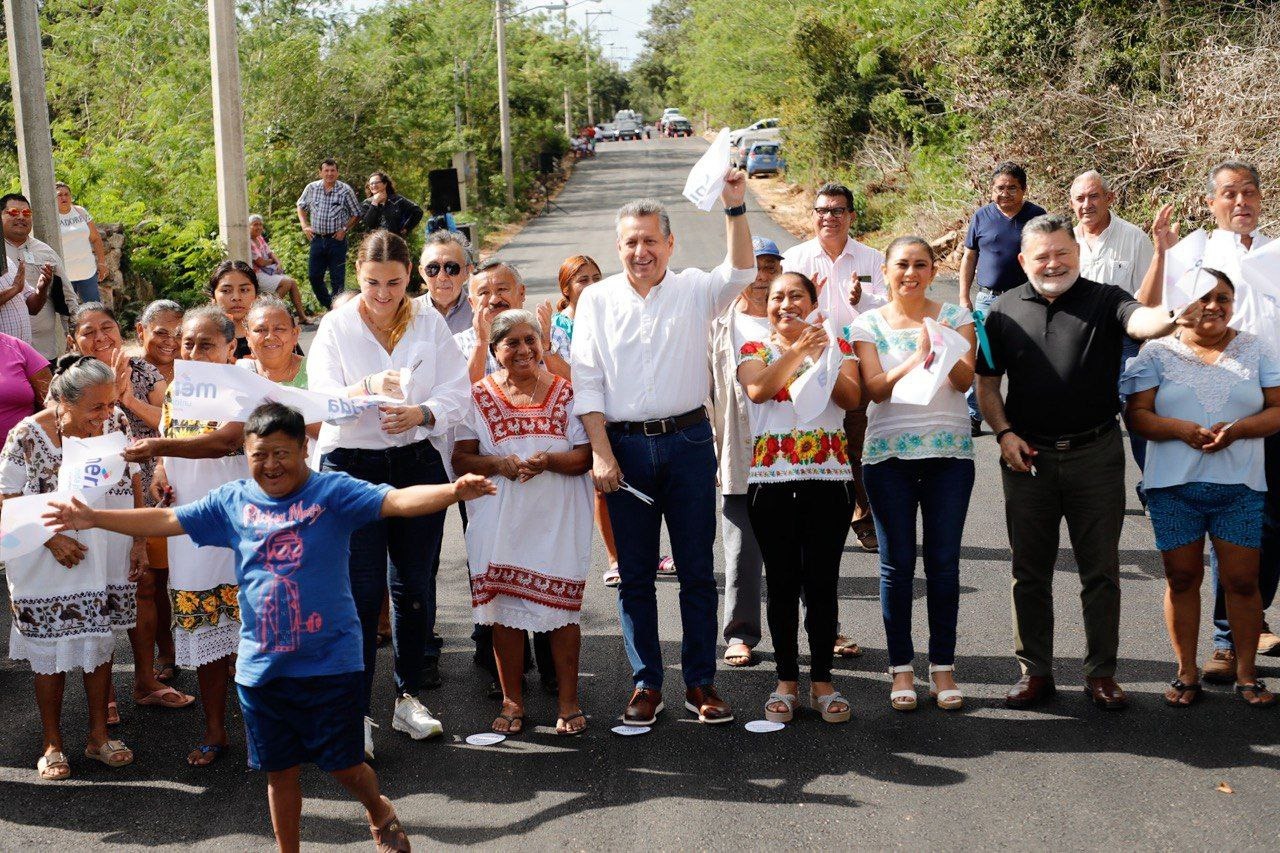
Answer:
[{"left": 710, "top": 236, "right": 779, "bottom": 667}]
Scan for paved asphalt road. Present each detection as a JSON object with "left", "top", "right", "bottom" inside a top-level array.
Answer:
[{"left": 1, "top": 137, "right": 1278, "bottom": 850}]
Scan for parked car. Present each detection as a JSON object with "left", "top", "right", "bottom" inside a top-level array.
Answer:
[
  {"left": 733, "top": 129, "right": 782, "bottom": 167},
  {"left": 745, "top": 142, "right": 783, "bottom": 177},
  {"left": 599, "top": 123, "right": 619, "bottom": 142},
  {"left": 617, "top": 118, "right": 641, "bottom": 141},
  {"left": 667, "top": 117, "right": 693, "bottom": 137},
  {"left": 729, "top": 117, "right": 780, "bottom": 149}
]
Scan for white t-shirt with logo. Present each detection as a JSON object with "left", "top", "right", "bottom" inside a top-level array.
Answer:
[{"left": 58, "top": 205, "right": 96, "bottom": 281}]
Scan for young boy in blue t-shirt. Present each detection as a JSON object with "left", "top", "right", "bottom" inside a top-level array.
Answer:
[{"left": 46, "top": 402, "right": 495, "bottom": 853}]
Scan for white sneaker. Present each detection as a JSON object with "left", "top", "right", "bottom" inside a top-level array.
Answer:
[
  {"left": 392, "top": 694, "right": 444, "bottom": 740},
  {"left": 364, "top": 716, "right": 379, "bottom": 761}
]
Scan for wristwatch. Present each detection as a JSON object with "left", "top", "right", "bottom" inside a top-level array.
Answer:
[
  {"left": 417, "top": 403, "right": 434, "bottom": 427},
  {"left": 723, "top": 203, "right": 747, "bottom": 217}
]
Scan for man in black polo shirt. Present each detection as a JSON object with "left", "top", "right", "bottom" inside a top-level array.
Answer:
[{"left": 976, "top": 213, "right": 1197, "bottom": 711}]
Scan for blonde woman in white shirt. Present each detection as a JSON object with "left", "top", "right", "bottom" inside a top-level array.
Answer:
[
  {"left": 308, "top": 230, "right": 470, "bottom": 755},
  {"left": 848, "top": 236, "right": 977, "bottom": 712}
]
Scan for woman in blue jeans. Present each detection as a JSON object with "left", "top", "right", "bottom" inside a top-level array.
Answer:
[
  {"left": 849, "top": 236, "right": 977, "bottom": 711},
  {"left": 308, "top": 230, "right": 470, "bottom": 755}
]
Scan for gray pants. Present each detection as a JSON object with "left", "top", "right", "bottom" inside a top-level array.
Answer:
[
  {"left": 1001, "top": 427, "right": 1124, "bottom": 678},
  {"left": 721, "top": 493, "right": 764, "bottom": 647}
]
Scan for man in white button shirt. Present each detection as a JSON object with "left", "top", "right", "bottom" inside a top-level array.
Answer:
[
  {"left": 571, "top": 171, "right": 754, "bottom": 726},
  {"left": 1135, "top": 160, "right": 1280, "bottom": 678},
  {"left": 1071, "top": 170, "right": 1156, "bottom": 510},
  {"left": 780, "top": 181, "right": 884, "bottom": 552},
  {"left": 2, "top": 193, "right": 77, "bottom": 359}
]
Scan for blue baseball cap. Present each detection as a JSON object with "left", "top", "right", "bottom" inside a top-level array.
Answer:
[{"left": 752, "top": 236, "right": 783, "bottom": 259}]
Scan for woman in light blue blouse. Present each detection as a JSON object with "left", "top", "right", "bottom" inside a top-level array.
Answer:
[
  {"left": 848, "top": 236, "right": 976, "bottom": 712},
  {"left": 1123, "top": 269, "right": 1280, "bottom": 708}
]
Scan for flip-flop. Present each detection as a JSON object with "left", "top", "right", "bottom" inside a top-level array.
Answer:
[
  {"left": 36, "top": 750, "right": 71, "bottom": 781},
  {"left": 153, "top": 661, "right": 177, "bottom": 682},
  {"left": 187, "top": 743, "right": 225, "bottom": 766},
  {"left": 833, "top": 636, "right": 863, "bottom": 658},
  {"left": 85, "top": 739, "right": 134, "bottom": 768},
  {"left": 556, "top": 711, "right": 587, "bottom": 736},
  {"left": 1164, "top": 678, "right": 1202, "bottom": 707},
  {"left": 136, "top": 686, "right": 196, "bottom": 709},
  {"left": 491, "top": 713, "right": 525, "bottom": 736}
]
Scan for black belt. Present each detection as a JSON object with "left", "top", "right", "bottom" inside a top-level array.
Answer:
[
  {"left": 315, "top": 231, "right": 340, "bottom": 239},
  {"left": 607, "top": 407, "right": 707, "bottom": 436},
  {"left": 1022, "top": 420, "right": 1118, "bottom": 452},
  {"left": 325, "top": 438, "right": 437, "bottom": 465}
]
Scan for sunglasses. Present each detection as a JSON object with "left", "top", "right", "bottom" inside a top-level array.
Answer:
[
  {"left": 3, "top": 208, "right": 32, "bottom": 219},
  {"left": 424, "top": 261, "right": 463, "bottom": 277}
]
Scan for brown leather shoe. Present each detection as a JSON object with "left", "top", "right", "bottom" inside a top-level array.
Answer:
[
  {"left": 685, "top": 685, "right": 735, "bottom": 724},
  {"left": 1202, "top": 649, "right": 1237, "bottom": 684},
  {"left": 1257, "top": 631, "right": 1280, "bottom": 656},
  {"left": 1084, "top": 676, "right": 1129, "bottom": 711},
  {"left": 1004, "top": 675, "right": 1055, "bottom": 708},
  {"left": 623, "top": 687, "right": 663, "bottom": 726}
]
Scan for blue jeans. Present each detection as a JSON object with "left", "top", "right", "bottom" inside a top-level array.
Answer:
[
  {"left": 966, "top": 289, "right": 998, "bottom": 422},
  {"left": 307, "top": 235, "right": 348, "bottom": 309},
  {"left": 603, "top": 418, "right": 718, "bottom": 690},
  {"left": 321, "top": 440, "right": 448, "bottom": 712},
  {"left": 863, "top": 456, "right": 976, "bottom": 666},
  {"left": 1210, "top": 431, "right": 1280, "bottom": 649},
  {"left": 71, "top": 272, "right": 100, "bottom": 303},
  {"left": 1119, "top": 335, "right": 1147, "bottom": 501}
]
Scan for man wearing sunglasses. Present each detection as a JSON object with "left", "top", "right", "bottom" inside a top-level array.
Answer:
[
  {"left": 415, "top": 230, "right": 475, "bottom": 335},
  {"left": 780, "top": 181, "right": 887, "bottom": 555},
  {"left": 2, "top": 193, "right": 77, "bottom": 359}
]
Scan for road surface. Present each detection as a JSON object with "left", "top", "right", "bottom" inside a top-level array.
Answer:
[{"left": 0, "top": 137, "right": 1277, "bottom": 850}]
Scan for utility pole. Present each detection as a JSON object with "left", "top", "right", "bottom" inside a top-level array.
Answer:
[
  {"left": 209, "top": 0, "right": 250, "bottom": 262},
  {"left": 495, "top": 0, "right": 515, "bottom": 206},
  {"left": 584, "top": 8, "right": 611, "bottom": 128},
  {"left": 562, "top": 2, "right": 571, "bottom": 136},
  {"left": 3, "top": 0, "right": 63, "bottom": 258}
]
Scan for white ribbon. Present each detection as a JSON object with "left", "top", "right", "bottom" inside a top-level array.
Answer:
[
  {"left": 891, "top": 318, "right": 970, "bottom": 406},
  {"left": 168, "top": 361, "right": 398, "bottom": 425},
  {"left": 683, "top": 128, "right": 732, "bottom": 212},
  {"left": 789, "top": 310, "right": 846, "bottom": 424}
]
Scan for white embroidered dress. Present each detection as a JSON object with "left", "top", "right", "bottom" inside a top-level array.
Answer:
[
  {"left": 459, "top": 374, "right": 592, "bottom": 632},
  {"left": 1, "top": 413, "right": 138, "bottom": 675}
]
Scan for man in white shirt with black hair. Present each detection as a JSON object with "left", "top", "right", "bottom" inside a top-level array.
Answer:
[
  {"left": 1135, "top": 159, "right": 1280, "bottom": 681},
  {"left": 1071, "top": 170, "right": 1156, "bottom": 510},
  {"left": 571, "top": 170, "right": 754, "bottom": 727},
  {"left": 780, "top": 180, "right": 884, "bottom": 553}
]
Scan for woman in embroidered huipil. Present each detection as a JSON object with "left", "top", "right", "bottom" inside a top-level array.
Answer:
[
  {"left": 1123, "top": 270, "right": 1280, "bottom": 708},
  {"left": 452, "top": 309, "right": 593, "bottom": 736},
  {"left": 848, "top": 237, "right": 976, "bottom": 713},
  {"left": 736, "top": 272, "right": 861, "bottom": 725},
  {"left": 1, "top": 357, "right": 145, "bottom": 779}
]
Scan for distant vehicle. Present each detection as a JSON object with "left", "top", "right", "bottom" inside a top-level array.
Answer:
[
  {"left": 666, "top": 116, "right": 693, "bottom": 137},
  {"left": 616, "top": 117, "right": 641, "bottom": 141},
  {"left": 599, "top": 123, "right": 619, "bottom": 142},
  {"left": 733, "top": 128, "right": 783, "bottom": 167},
  {"left": 745, "top": 142, "right": 783, "bottom": 177},
  {"left": 729, "top": 117, "right": 780, "bottom": 148},
  {"left": 662, "top": 107, "right": 681, "bottom": 118}
]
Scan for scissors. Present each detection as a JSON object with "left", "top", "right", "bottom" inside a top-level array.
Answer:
[{"left": 619, "top": 480, "right": 654, "bottom": 505}]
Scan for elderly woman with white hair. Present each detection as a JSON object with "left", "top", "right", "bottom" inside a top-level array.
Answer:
[
  {"left": 1, "top": 355, "right": 146, "bottom": 779},
  {"left": 248, "top": 214, "right": 314, "bottom": 322},
  {"left": 452, "top": 309, "right": 594, "bottom": 736}
]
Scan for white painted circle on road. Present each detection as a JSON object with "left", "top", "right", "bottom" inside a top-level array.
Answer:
[
  {"left": 611, "top": 725, "right": 651, "bottom": 736},
  {"left": 466, "top": 732, "right": 506, "bottom": 746},
  {"left": 745, "top": 720, "right": 785, "bottom": 733}
]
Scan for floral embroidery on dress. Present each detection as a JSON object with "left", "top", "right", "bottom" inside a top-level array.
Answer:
[
  {"left": 472, "top": 562, "right": 586, "bottom": 612},
  {"left": 9, "top": 587, "right": 131, "bottom": 640},
  {"left": 475, "top": 375, "right": 572, "bottom": 442},
  {"left": 171, "top": 583, "right": 240, "bottom": 632},
  {"left": 737, "top": 340, "right": 812, "bottom": 402},
  {"left": 752, "top": 428, "right": 848, "bottom": 469},
  {"left": 864, "top": 430, "right": 974, "bottom": 463}
]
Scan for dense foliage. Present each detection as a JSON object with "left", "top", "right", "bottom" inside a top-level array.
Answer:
[
  {"left": 632, "top": 0, "right": 1280, "bottom": 241},
  {"left": 0, "top": 0, "right": 628, "bottom": 309}
]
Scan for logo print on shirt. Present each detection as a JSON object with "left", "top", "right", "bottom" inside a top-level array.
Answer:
[{"left": 255, "top": 529, "right": 322, "bottom": 654}]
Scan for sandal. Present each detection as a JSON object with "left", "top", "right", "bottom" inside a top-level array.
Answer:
[
  {"left": 602, "top": 566, "right": 621, "bottom": 587},
  {"left": 492, "top": 713, "right": 525, "bottom": 736},
  {"left": 1235, "top": 680, "right": 1277, "bottom": 707},
  {"left": 556, "top": 710, "right": 588, "bottom": 736},
  {"left": 657, "top": 556, "right": 676, "bottom": 576},
  {"left": 889, "top": 665, "right": 917, "bottom": 711},
  {"left": 724, "top": 643, "right": 753, "bottom": 667},
  {"left": 764, "top": 692, "right": 796, "bottom": 723},
  {"left": 833, "top": 635, "right": 863, "bottom": 658},
  {"left": 153, "top": 660, "right": 177, "bottom": 682},
  {"left": 370, "top": 795, "right": 411, "bottom": 853},
  {"left": 135, "top": 686, "right": 196, "bottom": 709},
  {"left": 84, "top": 739, "right": 133, "bottom": 768},
  {"left": 1164, "top": 678, "right": 1203, "bottom": 707},
  {"left": 929, "top": 664, "right": 964, "bottom": 711},
  {"left": 810, "top": 690, "right": 852, "bottom": 724},
  {"left": 36, "top": 750, "right": 71, "bottom": 781},
  {"left": 106, "top": 700, "right": 120, "bottom": 726},
  {"left": 187, "top": 742, "right": 226, "bottom": 766}
]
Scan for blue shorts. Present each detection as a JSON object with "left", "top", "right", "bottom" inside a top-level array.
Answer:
[
  {"left": 1145, "top": 482, "right": 1264, "bottom": 552},
  {"left": 238, "top": 671, "right": 365, "bottom": 773}
]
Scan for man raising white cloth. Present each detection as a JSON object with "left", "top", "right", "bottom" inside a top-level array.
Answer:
[{"left": 571, "top": 170, "right": 754, "bottom": 727}]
